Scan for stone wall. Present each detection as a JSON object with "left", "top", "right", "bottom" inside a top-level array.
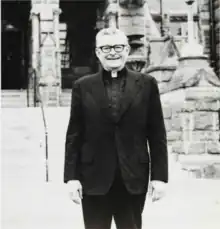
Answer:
[
  {"left": 161, "top": 89, "right": 220, "bottom": 178},
  {"left": 159, "top": 57, "right": 220, "bottom": 179}
]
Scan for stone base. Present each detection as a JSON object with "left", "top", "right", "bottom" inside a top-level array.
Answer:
[
  {"left": 39, "top": 85, "right": 60, "bottom": 107},
  {"left": 178, "top": 154, "right": 220, "bottom": 179},
  {"left": 161, "top": 63, "right": 220, "bottom": 179}
]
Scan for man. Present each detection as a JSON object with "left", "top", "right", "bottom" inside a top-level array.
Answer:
[{"left": 64, "top": 28, "right": 168, "bottom": 229}]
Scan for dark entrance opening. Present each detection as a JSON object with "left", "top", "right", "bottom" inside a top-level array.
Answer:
[
  {"left": 2, "top": 30, "right": 23, "bottom": 89},
  {"left": 60, "top": 1, "right": 104, "bottom": 88},
  {"left": 1, "top": 1, "right": 30, "bottom": 89}
]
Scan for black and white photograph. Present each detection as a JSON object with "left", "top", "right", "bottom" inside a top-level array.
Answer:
[{"left": 1, "top": 0, "right": 220, "bottom": 229}]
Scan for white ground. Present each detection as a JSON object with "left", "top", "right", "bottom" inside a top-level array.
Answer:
[{"left": 1, "top": 108, "right": 220, "bottom": 229}]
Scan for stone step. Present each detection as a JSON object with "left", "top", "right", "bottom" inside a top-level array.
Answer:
[
  {"left": 1, "top": 90, "right": 35, "bottom": 108},
  {"left": 1, "top": 90, "right": 72, "bottom": 107},
  {"left": 60, "top": 90, "right": 72, "bottom": 107}
]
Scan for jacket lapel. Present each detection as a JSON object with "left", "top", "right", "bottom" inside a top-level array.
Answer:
[
  {"left": 116, "top": 69, "right": 143, "bottom": 123},
  {"left": 89, "top": 71, "right": 113, "bottom": 120}
]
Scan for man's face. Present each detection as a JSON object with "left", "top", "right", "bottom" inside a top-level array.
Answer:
[{"left": 95, "top": 34, "right": 130, "bottom": 71}]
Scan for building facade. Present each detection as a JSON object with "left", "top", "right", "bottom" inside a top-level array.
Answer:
[{"left": 1, "top": 0, "right": 220, "bottom": 106}]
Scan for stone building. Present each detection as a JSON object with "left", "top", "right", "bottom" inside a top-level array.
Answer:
[
  {"left": 1, "top": 0, "right": 220, "bottom": 177},
  {"left": 1, "top": 0, "right": 219, "bottom": 104}
]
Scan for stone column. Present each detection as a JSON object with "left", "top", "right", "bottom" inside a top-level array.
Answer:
[
  {"left": 30, "top": 3, "right": 41, "bottom": 106},
  {"left": 105, "top": 0, "right": 118, "bottom": 28},
  {"left": 185, "top": 0, "right": 195, "bottom": 44},
  {"left": 31, "top": 7, "right": 40, "bottom": 70},
  {"left": 181, "top": 0, "right": 204, "bottom": 57},
  {"left": 118, "top": 0, "right": 147, "bottom": 72},
  {"left": 163, "top": 13, "right": 171, "bottom": 37},
  {"left": 33, "top": 0, "right": 61, "bottom": 106},
  {"left": 53, "top": 8, "right": 62, "bottom": 105},
  {"left": 198, "top": 0, "right": 210, "bottom": 57}
]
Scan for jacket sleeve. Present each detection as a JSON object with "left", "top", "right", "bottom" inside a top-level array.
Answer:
[
  {"left": 64, "top": 81, "right": 83, "bottom": 183},
  {"left": 147, "top": 77, "right": 168, "bottom": 183}
]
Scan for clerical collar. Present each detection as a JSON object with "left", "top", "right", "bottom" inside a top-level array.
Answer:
[{"left": 102, "top": 67, "right": 127, "bottom": 81}]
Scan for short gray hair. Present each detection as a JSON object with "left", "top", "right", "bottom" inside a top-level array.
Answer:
[{"left": 96, "top": 28, "right": 128, "bottom": 46}]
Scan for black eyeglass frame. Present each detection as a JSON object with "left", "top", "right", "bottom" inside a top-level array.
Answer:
[{"left": 97, "top": 44, "right": 127, "bottom": 53}]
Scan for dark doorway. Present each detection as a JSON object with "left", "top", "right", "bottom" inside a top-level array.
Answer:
[
  {"left": 60, "top": 1, "right": 104, "bottom": 88},
  {"left": 1, "top": 1, "right": 30, "bottom": 89},
  {"left": 2, "top": 30, "right": 23, "bottom": 89}
]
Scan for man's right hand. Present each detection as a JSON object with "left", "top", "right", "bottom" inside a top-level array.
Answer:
[{"left": 67, "top": 180, "right": 83, "bottom": 204}]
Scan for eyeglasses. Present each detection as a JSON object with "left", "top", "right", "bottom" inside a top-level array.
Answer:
[{"left": 97, "top": 44, "right": 126, "bottom": 53}]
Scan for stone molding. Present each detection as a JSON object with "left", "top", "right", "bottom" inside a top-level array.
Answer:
[
  {"left": 146, "top": 65, "right": 176, "bottom": 73},
  {"left": 169, "top": 57, "right": 220, "bottom": 93}
]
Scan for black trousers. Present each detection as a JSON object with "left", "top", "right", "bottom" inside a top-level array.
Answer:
[{"left": 82, "top": 169, "right": 146, "bottom": 229}]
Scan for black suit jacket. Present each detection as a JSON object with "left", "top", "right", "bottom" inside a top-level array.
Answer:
[{"left": 64, "top": 68, "right": 168, "bottom": 195}]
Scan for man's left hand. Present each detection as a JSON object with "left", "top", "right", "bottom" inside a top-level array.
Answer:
[{"left": 151, "top": 180, "right": 166, "bottom": 202}]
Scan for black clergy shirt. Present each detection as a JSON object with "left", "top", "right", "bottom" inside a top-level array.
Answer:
[
  {"left": 102, "top": 68, "right": 127, "bottom": 120},
  {"left": 102, "top": 68, "right": 127, "bottom": 180}
]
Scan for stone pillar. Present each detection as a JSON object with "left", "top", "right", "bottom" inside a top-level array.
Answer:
[
  {"left": 32, "top": 0, "right": 61, "bottom": 106},
  {"left": 105, "top": 0, "right": 118, "bottom": 28},
  {"left": 162, "top": 54, "right": 220, "bottom": 179},
  {"left": 31, "top": 2, "right": 41, "bottom": 106},
  {"left": 198, "top": 0, "right": 211, "bottom": 57},
  {"left": 118, "top": 0, "right": 147, "bottom": 72},
  {"left": 53, "top": 8, "right": 62, "bottom": 104},
  {"left": 185, "top": 0, "right": 195, "bottom": 44},
  {"left": 163, "top": 13, "right": 171, "bottom": 37},
  {"left": 181, "top": 0, "right": 204, "bottom": 57},
  {"left": 31, "top": 7, "right": 40, "bottom": 70}
]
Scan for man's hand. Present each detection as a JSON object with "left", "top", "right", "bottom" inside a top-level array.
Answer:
[
  {"left": 67, "top": 180, "right": 83, "bottom": 204},
  {"left": 151, "top": 180, "right": 166, "bottom": 202}
]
